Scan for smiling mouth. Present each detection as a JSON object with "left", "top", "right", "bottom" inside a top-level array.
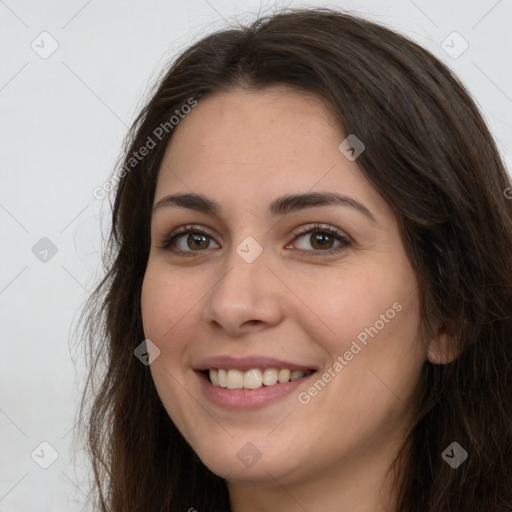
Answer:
[{"left": 202, "top": 367, "right": 316, "bottom": 390}]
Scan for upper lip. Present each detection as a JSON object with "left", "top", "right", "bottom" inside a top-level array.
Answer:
[{"left": 194, "top": 356, "right": 317, "bottom": 373}]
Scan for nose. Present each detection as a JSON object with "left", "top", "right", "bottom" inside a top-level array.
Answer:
[{"left": 201, "top": 244, "right": 285, "bottom": 337}]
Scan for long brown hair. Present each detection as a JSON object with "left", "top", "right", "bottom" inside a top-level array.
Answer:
[{"left": 77, "top": 7, "right": 512, "bottom": 511}]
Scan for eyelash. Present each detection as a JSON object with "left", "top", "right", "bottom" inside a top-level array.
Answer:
[{"left": 159, "top": 223, "right": 351, "bottom": 257}]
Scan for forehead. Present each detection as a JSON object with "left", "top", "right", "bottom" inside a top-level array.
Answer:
[
  {"left": 154, "top": 86, "right": 392, "bottom": 221},
  {"left": 160, "top": 86, "right": 340, "bottom": 178}
]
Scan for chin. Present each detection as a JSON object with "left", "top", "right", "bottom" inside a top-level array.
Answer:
[{"left": 192, "top": 436, "right": 305, "bottom": 484}]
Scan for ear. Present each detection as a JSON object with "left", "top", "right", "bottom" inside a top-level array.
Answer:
[{"left": 426, "top": 325, "right": 461, "bottom": 365}]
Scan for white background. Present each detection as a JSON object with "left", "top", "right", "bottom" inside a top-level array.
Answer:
[{"left": 0, "top": 0, "right": 511, "bottom": 510}]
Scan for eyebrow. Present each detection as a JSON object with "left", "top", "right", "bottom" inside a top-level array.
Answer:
[{"left": 153, "top": 192, "right": 377, "bottom": 223}]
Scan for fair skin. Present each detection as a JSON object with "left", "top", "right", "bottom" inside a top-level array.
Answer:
[{"left": 141, "top": 86, "right": 452, "bottom": 512}]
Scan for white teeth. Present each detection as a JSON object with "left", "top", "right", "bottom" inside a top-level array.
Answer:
[
  {"left": 226, "top": 369, "right": 244, "bottom": 389},
  {"left": 243, "top": 369, "right": 263, "bottom": 389},
  {"left": 217, "top": 368, "right": 227, "bottom": 387},
  {"left": 278, "top": 369, "right": 291, "bottom": 383},
  {"left": 208, "top": 367, "right": 311, "bottom": 389},
  {"left": 262, "top": 368, "right": 278, "bottom": 386}
]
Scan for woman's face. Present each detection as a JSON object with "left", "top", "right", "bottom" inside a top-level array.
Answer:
[{"left": 141, "top": 86, "right": 429, "bottom": 487}]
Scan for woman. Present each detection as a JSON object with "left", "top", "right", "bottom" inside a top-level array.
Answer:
[{"left": 79, "top": 7, "right": 512, "bottom": 511}]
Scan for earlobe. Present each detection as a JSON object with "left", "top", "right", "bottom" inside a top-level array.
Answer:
[{"left": 426, "top": 326, "right": 461, "bottom": 365}]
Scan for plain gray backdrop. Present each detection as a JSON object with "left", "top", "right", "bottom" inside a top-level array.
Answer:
[{"left": 1, "top": 0, "right": 511, "bottom": 510}]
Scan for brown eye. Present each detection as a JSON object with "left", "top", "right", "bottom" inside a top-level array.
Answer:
[
  {"left": 309, "top": 231, "right": 336, "bottom": 250},
  {"left": 289, "top": 224, "right": 351, "bottom": 255},
  {"left": 186, "top": 233, "right": 211, "bottom": 250},
  {"left": 161, "top": 226, "right": 220, "bottom": 253}
]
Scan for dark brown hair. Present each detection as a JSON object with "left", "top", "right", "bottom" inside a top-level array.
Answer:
[{"left": 77, "top": 7, "right": 512, "bottom": 511}]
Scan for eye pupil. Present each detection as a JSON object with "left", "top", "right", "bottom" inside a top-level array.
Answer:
[
  {"left": 311, "top": 232, "right": 333, "bottom": 249},
  {"left": 188, "top": 233, "right": 209, "bottom": 250}
]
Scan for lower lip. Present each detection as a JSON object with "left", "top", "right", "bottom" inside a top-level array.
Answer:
[{"left": 196, "top": 371, "right": 317, "bottom": 410}]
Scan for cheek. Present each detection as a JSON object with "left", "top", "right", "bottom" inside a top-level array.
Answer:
[
  {"left": 300, "top": 259, "right": 422, "bottom": 360},
  {"left": 140, "top": 264, "right": 195, "bottom": 361},
  {"left": 141, "top": 265, "right": 199, "bottom": 434}
]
